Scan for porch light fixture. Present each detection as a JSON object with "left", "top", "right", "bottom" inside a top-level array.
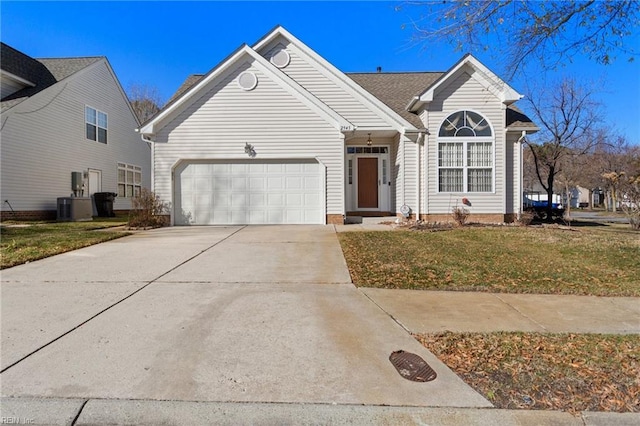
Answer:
[{"left": 366, "top": 133, "right": 372, "bottom": 146}]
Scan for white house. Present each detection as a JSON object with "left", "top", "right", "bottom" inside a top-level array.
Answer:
[
  {"left": 139, "top": 26, "right": 537, "bottom": 225},
  {"left": 0, "top": 43, "right": 150, "bottom": 220}
]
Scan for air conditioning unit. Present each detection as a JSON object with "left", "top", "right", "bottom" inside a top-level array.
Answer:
[{"left": 57, "top": 197, "right": 93, "bottom": 221}]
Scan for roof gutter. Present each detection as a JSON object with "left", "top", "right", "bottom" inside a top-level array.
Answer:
[{"left": 405, "top": 96, "right": 420, "bottom": 112}]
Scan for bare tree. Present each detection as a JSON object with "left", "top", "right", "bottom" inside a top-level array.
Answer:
[
  {"left": 128, "top": 84, "right": 163, "bottom": 124},
  {"left": 619, "top": 150, "right": 640, "bottom": 229},
  {"left": 524, "top": 78, "right": 601, "bottom": 221},
  {"left": 400, "top": 0, "right": 639, "bottom": 76}
]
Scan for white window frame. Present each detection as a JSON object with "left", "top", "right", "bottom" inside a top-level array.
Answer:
[
  {"left": 85, "top": 105, "right": 107, "bottom": 143},
  {"left": 437, "top": 110, "right": 495, "bottom": 193},
  {"left": 117, "top": 162, "right": 142, "bottom": 198}
]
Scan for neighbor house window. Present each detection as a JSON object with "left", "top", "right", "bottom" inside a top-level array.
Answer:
[
  {"left": 86, "top": 106, "right": 107, "bottom": 143},
  {"left": 117, "top": 163, "right": 141, "bottom": 197},
  {"left": 438, "top": 110, "right": 493, "bottom": 192}
]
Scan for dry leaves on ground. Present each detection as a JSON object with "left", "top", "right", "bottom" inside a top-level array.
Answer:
[{"left": 416, "top": 332, "right": 640, "bottom": 413}]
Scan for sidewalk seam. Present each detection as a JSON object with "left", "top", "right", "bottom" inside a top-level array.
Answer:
[
  {"left": 493, "top": 294, "right": 549, "bottom": 332},
  {"left": 358, "top": 289, "right": 412, "bottom": 334},
  {"left": 70, "top": 399, "right": 89, "bottom": 426}
]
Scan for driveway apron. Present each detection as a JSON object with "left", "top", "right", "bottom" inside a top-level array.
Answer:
[{"left": 0, "top": 225, "right": 489, "bottom": 408}]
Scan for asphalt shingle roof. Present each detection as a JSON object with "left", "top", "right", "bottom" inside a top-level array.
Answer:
[
  {"left": 346, "top": 72, "right": 443, "bottom": 128},
  {"left": 1, "top": 42, "right": 102, "bottom": 113}
]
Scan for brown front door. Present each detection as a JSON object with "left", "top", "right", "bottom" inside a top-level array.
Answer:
[{"left": 358, "top": 158, "right": 378, "bottom": 208}]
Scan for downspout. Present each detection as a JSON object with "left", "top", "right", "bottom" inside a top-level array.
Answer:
[
  {"left": 517, "top": 131, "right": 526, "bottom": 219},
  {"left": 140, "top": 134, "right": 154, "bottom": 191},
  {"left": 415, "top": 133, "right": 421, "bottom": 221}
]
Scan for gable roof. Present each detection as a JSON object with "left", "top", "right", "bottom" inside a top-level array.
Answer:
[
  {"left": 138, "top": 44, "right": 354, "bottom": 136},
  {"left": 253, "top": 26, "right": 422, "bottom": 132},
  {"left": 1, "top": 43, "right": 102, "bottom": 113},
  {"left": 408, "top": 54, "right": 522, "bottom": 111}
]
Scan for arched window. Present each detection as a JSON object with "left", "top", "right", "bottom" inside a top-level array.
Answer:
[{"left": 438, "top": 110, "right": 494, "bottom": 193}]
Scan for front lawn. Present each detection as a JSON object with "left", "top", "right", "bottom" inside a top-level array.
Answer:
[
  {"left": 417, "top": 332, "right": 640, "bottom": 413},
  {"left": 1, "top": 219, "right": 130, "bottom": 269},
  {"left": 338, "top": 226, "right": 640, "bottom": 296}
]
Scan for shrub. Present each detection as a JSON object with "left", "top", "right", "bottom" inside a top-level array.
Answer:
[
  {"left": 451, "top": 206, "right": 470, "bottom": 227},
  {"left": 128, "top": 188, "right": 170, "bottom": 229},
  {"left": 517, "top": 210, "right": 535, "bottom": 226}
]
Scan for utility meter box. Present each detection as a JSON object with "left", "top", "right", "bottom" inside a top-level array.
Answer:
[
  {"left": 57, "top": 197, "right": 92, "bottom": 221},
  {"left": 71, "top": 172, "right": 83, "bottom": 195}
]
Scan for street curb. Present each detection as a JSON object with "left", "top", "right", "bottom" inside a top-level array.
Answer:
[{"left": 2, "top": 397, "right": 638, "bottom": 426}]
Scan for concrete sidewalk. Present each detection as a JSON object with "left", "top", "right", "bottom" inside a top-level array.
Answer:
[{"left": 362, "top": 288, "right": 640, "bottom": 334}]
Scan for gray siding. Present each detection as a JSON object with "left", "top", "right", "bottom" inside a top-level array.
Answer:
[
  {"left": 1, "top": 61, "right": 150, "bottom": 212},
  {"left": 424, "top": 70, "right": 506, "bottom": 214},
  {"left": 259, "top": 39, "right": 393, "bottom": 130},
  {"left": 153, "top": 59, "right": 345, "bottom": 219}
]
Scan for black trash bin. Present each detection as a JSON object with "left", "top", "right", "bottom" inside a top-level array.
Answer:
[{"left": 94, "top": 192, "right": 117, "bottom": 217}]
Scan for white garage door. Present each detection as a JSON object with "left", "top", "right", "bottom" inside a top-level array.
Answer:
[{"left": 175, "top": 160, "right": 324, "bottom": 225}]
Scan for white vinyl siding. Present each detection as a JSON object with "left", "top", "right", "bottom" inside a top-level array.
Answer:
[
  {"left": 424, "top": 70, "right": 505, "bottom": 214},
  {"left": 153, "top": 60, "right": 343, "bottom": 222},
  {"left": 260, "top": 40, "right": 392, "bottom": 130},
  {"left": 0, "top": 60, "right": 150, "bottom": 213}
]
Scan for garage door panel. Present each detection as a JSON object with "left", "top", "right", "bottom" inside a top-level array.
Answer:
[
  {"left": 267, "top": 177, "right": 284, "bottom": 189},
  {"left": 176, "top": 160, "right": 323, "bottom": 225},
  {"left": 267, "top": 193, "right": 284, "bottom": 206},
  {"left": 250, "top": 177, "right": 265, "bottom": 189},
  {"left": 305, "top": 176, "right": 321, "bottom": 190},
  {"left": 285, "top": 177, "right": 302, "bottom": 189}
]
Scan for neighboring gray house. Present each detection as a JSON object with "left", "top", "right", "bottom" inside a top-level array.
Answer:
[
  {"left": 139, "top": 26, "right": 537, "bottom": 225},
  {"left": 1, "top": 42, "right": 150, "bottom": 220}
]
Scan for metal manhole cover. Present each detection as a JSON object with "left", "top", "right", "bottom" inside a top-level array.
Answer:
[{"left": 389, "top": 350, "right": 437, "bottom": 382}]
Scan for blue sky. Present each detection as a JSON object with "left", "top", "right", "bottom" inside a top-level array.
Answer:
[{"left": 2, "top": 1, "right": 639, "bottom": 143}]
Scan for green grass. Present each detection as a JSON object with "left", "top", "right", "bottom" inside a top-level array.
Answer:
[
  {"left": 338, "top": 226, "right": 640, "bottom": 296},
  {"left": 1, "top": 219, "right": 130, "bottom": 269},
  {"left": 417, "top": 332, "right": 640, "bottom": 412}
]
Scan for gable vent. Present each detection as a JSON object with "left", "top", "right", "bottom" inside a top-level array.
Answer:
[
  {"left": 270, "top": 49, "right": 291, "bottom": 69},
  {"left": 238, "top": 71, "right": 258, "bottom": 91}
]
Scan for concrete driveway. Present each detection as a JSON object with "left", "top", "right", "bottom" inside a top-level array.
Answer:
[{"left": 0, "top": 226, "right": 489, "bottom": 408}]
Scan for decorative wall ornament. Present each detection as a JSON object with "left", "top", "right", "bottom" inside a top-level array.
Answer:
[{"left": 244, "top": 142, "right": 256, "bottom": 158}]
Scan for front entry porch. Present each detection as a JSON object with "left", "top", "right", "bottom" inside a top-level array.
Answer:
[{"left": 345, "top": 145, "right": 391, "bottom": 216}]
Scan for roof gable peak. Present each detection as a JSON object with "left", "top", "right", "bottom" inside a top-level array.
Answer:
[
  {"left": 139, "top": 44, "right": 353, "bottom": 135},
  {"left": 408, "top": 54, "right": 522, "bottom": 111}
]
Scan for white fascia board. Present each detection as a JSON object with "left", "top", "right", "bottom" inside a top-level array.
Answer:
[
  {"left": 138, "top": 44, "right": 251, "bottom": 135},
  {"left": 0, "top": 70, "right": 36, "bottom": 87},
  {"left": 253, "top": 26, "right": 418, "bottom": 132},
  {"left": 507, "top": 125, "right": 540, "bottom": 133},
  {"left": 416, "top": 54, "right": 522, "bottom": 108}
]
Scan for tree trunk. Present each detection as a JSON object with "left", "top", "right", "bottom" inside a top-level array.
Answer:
[{"left": 546, "top": 168, "right": 555, "bottom": 222}]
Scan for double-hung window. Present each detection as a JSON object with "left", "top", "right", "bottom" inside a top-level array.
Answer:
[
  {"left": 438, "top": 110, "right": 494, "bottom": 193},
  {"left": 117, "top": 163, "right": 142, "bottom": 197},
  {"left": 85, "top": 106, "right": 107, "bottom": 143}
]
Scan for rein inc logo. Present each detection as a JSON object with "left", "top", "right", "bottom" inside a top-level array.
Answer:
[{"left": 1, "top": 418, "right": 34, "bottom": 424}]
